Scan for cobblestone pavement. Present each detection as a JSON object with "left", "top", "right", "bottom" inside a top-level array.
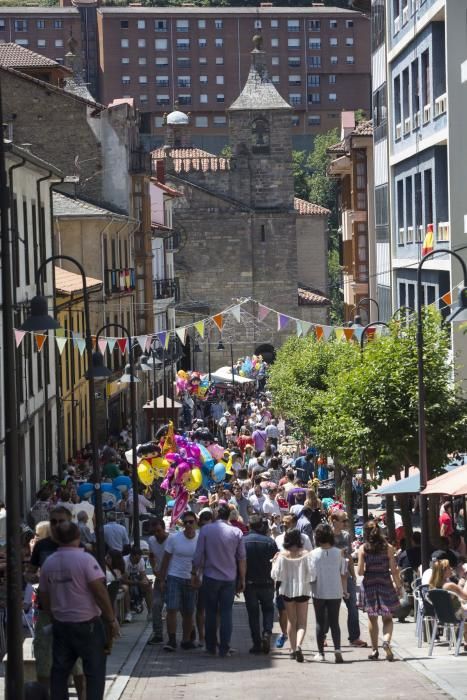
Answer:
[{"left": 121, "top": 600, "right": 447, "bottom": 700}]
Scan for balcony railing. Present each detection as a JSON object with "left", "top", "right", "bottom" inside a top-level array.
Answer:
[
  {"left": 423, "top": 103, "right": 431, "bottom": 124},
  {"left": 437, "top": 222, "right": 450, "bottom": 242},
  {"left": 404, "top": 116, "right": 412, "bottom": 134},
  {"left": 434, "top": 93, "right": 447, "bottom": 117},
  {"left": 395, "top": 122, "right": 402, "bottom": 140},
  {"left": 105, "top": 268, "right": 136, "bottom": 296},
  {"left": 129, "top": 147, "right": 151, "bottom": 175},
  {"left": 394, "top": 15, "right": 401, "bottom": 33},
  {"left": 402, "top": 5, "right": 409, "bottom": 25},
  {"left": 153, "top": 277, "right": 180, "bottom": 301}
]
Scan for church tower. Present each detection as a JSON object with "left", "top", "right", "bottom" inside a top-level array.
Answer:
[{"left": 228, "top": 35, "right": 294, "bottom": 210}]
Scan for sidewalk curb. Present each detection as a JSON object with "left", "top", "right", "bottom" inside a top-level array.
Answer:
[{"left": 105, "top": 624, "right": 152, "bottom": 700}]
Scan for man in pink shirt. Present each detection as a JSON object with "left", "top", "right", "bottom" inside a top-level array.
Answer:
[{"left": 39, "top": 522, "right": 119, "bottom": 700}]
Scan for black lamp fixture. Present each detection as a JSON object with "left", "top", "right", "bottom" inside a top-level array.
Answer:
[
  {"left": 121, "top": 363, "right": 142, "bottom": 383},
  {"left": 21, "top": 294, "right": 61, "bottom": 331},
  {"left": 86, "top": 351, "right": 112, "bottom": 379},
  {"left": 217, "top": 340, "right": 225, "bottom": 350}
]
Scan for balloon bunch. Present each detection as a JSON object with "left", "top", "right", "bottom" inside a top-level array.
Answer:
[
  {"left": 77, "top": 474, "right": 132, "bottom": 511},
  {"left": 176, "top": 370, "right": 210, "bottom": 398},
  {"left": 237, "top": 354, "right": 267, "bottom": 379}
]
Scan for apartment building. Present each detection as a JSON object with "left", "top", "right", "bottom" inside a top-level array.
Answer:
[
  {"left": 0, "top": 5, "right": 371, "bottom": 152},
  {"left": 383, "top": 0, "right": 467, "bottom": 374}
]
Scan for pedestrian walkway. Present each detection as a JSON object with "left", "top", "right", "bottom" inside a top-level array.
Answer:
[{"left": 121, "top": 601, "right": 445, "bottom": 700}]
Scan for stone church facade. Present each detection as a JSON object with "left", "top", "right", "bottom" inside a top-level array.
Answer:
[{"left": 152, "top": 38, "right": 330, "bottom": 367}]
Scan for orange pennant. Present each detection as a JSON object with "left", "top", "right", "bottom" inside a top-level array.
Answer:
[
  {"left": 35, "top": 334, "right": 47, "bottom": 353},
  {"left": 441, "top": 291, "right": 452, "bottom": 306},
  {"left": 315, "top": 325, "right": 324, "bottom": 341},
  {"left": 343, "top": 328, "right": 354, "bottom": 341},
  {"left": 213, "top": 313, "right": 223, "bottom": 332},
  {"left": 91, "top": 335, "right": 97, "bottom": 350}
]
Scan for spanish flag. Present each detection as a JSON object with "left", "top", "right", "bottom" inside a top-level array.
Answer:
[{"left": 421, "top": 223, "right": 434, "bottom": 257}]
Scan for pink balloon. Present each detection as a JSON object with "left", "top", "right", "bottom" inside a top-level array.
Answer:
[
  {"left": 165, "top": 452, "right": 181, "bottom": 465},
  {"left": 207, "top": 444, "right": 225, "bottom": 461},
  {"left": 174, "top": 461, "right": 191, "bottom": 484},
  {"left": 186, "top": 443, "right": 201, "bottom": 461}
]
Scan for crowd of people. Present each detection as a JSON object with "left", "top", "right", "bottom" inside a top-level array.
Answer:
[{"left": 8, "top": 390, "right": 467, "bottom": 700}]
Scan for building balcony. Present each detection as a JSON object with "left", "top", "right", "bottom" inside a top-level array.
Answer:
[
  {"left": 423, "top": 103, "right": 431, "bottom": 124},
  {"left": 129, "top": 147, "right": 151, "bottom": 175},
  {"left": 153, "top": 277, "right": 180, "bottom": 302},
  {"left": 105, "top": 268, "right": 136, "bottom": 296},
  {"left": 166, "top": 231, "right": 181, "bottom": 251},
  {"left": 434, "top": 93, "right": 447, "bottom": 118},
  {"left": 437, "top": 221, "right": 450, "bottom": 243}
]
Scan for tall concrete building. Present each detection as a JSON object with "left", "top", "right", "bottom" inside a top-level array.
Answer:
[{"left": 0, "top": 4, "right": 371, "bottom": 152}]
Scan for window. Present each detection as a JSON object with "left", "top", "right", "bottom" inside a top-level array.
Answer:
[
  {"left": 155, "top": 116, "right": 164, "bottom": 128},
  {"left": 271, "top": 75, "right": 280, "bottom": 83},
  {"left": 309, "top": 19, "right": 321, "bottom": 31},
  {"left": 138, "top": 57, "right": 146, "bottom": 65},
  {"left": 0, "top": 20, "right": 4, "bottom": 31},
  {"left": 308, "top": 56, "right": 321, "bottom": 67},
  {"left": 216, "top": 56, "right": 224, "bottom": 65},
  {"left": 121, "top": 75, "right": 130, "bottom": 85},
  {"left": 14, "top": 19, "right": 28, "bottom": 32},
  {"left": 288, "top": 19, "right": 300, "bottom": 32},
  {"left": 346, "top": 37, "right": 354, "bottom": 46},
  {"left": 121, "top": 57, "right": 129, "bottom": 64},
  {"left": 137, "top": 19, "right": 146, "bottom": 29},
  {"left": 213, "top": 115, "right": 226, "bottom": 126},
  {"left": 254, "top": 20, "right": 262, "bottom": 29},
  {"left": 328, "top": 93, "right": 337, "bottom": 102},
  {"left": 199, "top": 57, "right": 207, "bottom": 64},
  {"left": 156, "top": 94, "right": 170, "bottom": 105},
  {"left": 121, "top": 38, "right": 129, "bottom": 48},
  {"left": 216, "top": 94, "right": 225, "bottom": 102},
  {"left": 177, "top": 57, "right": 190, "bottom": 68},
  {"left": 15, "top": 39, "right": 28, "bottom": 46},
  {"left": 178, "top": 94, "right": 191, "bottom": 105},
  {"left": 195, "top": 116, "right": 208, "bottom": 127},
  {"left": 176, "top": 20, "right": 189, "bottom": 32},
  {"left": 200, "top": 94, "right": 208, "bottom": 103},
  {"left": 215, "top": 38, "right": 223, "bottom": 48},
  {"left": 308, "top": 115, "right": 321, "bottom": 125},
  {"left": 330, "top": 56, "right": 338, "bottom": 64},
  {"left": 120, "top": 20, "right": 129, "bottom": 29},
  {"left": 289, "top": 93, "right": 301, "bottom": 105},
  {"left": 138, "top": 39, "right": 146, "bottom": 48},
  {"left": 138, "top": 75, "right": 147, "bottom": 83},
  {"left": 199, "top": 75, "right": 208, "bottom": 84},
  {"left": 308, "top": 74, "right": 320, "bottom": 87},
  {"left": 309, "top": 39, "right": 321, "bottom": 50},
  {"left": 198, "top": 38, "right": 207, "bottom": 48},
  {"left": 288, "top": 38, "right": 300, "bottom": 49},
  {"left": 198, "top": 19, "right": 206, "bottom": 29},
  {"left": 216, "top": 75, "right": 224, "bottom": 85},
  {"left": 329, "top": 37, "right": 338, "bottom": 46},
  {"left": 346, "top": 56, "right": 355, "bottom": 64},
  {"left": 37, "top": 39, "right": 46, "bottom": 48},
  {"left": 271, "top": 38, "right": 279, "bottom": 48},
  {"left": 271, "top": 19, "right": 278, "bottom": 28},
  {"left": 215, "top": 19, "right": 223, "bottom": 29},
  {"left": 155, "top": 19, "right": 167, "bottom": 32},
  {"left": 272, "top": 56, "right": 279, "bottom": 65},
  {"left": 330, "top": 19, "right": 338, "bottom": 28},
  {"left": 329, "top": 74, "right": 336, "bottom": 84},
  {"left": 36, "top": 19, "right": 45, "bottom": 29},
  {"left": 155, "top": 57, "right": 168, "bottom": 66},
  {"left": 288, "top": 57, "right": 301, "bottom": 67},
  {"left": 140, "top": 94, "right": 148, "bottom": 103},
  {"left": 176, "top": 39, "right": 190, "bottom": 50},
  {"left": 291, "top": 115, "right": 300, "bottom": 126},
  {"left": 155, "top": 38, "right": 167, "bottom": 50},
  {"left": 346, "top": 19, "right": 354, "bottom": 28},
  {"left": 178, "top": 76, "right": 191, "bottom": 87},
  {"left": 53, "top": 19, "right": 62, "bottom": 29},
  {"left": 308, "top": 92, "right": 320, "bottom": 103},
  {"left": 55, "top": 39, "right": 63, "bottom": 48},
  {"left": 156, "top": 76, "right": 169, "bottom": 86},
  {"left": 289, "top": 75, "right": 301, "bottom": 85}
]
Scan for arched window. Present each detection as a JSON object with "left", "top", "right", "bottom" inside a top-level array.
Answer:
[{"left": 251, "top": 118, "right": 270, "bottom": 153}]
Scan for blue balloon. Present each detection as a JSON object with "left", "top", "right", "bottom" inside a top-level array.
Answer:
[
  {"left": 167, "top": 499, "right": 175, "bottom": 508},
  {"left": 199, "top": 444, "right": 215, "bottom": 470},
  {"left": 113, "top": 475, "right": 132, "bottom": 493},
  {"left": 77, "top": 482, "right": 94, "bottom": 500},
  {"left": 211, "top": 463, "right": 226, "bottom": 483},
  {"left": 94, "top": 483, "right": 121, "bottom": 511},
  {"left": 202, "top": 473, "right": 213, "bottom": 490}
]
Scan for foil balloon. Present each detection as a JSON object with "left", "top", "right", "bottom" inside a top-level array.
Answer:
[
  {"left": 199, "top": 444, "right": 215, "bottom": 470},
  {"left": 186, "top": 443, "right": 201, "bottom": 463},
  {"left": 211, "top": 463, "right": 226, "bottom": 483},
  {"left": 164, "top": 452, "right": 181, "bottom": 465},
  {"left": 174, "top": 461, "right": 191, "bottom": 484},
  {"left": 138, "top": 459, "right": 155, "bottom": 486},
  {"left": 98, "top": 484, "right": 121, "bottom": 510},
  {"left": 207, "top": 443, "right": 225, "bottom": 462},
  {"left": 77, "top": 482, "right": 94, "bottom": 500},
  {"left": 151, "top": 457, "right": 170, "bottom": 478},
  {"left": 112, "top": 475, "right": 132, "bottom": 494},
  {"left": 184, "top": 467, "right": 202, "bottom": 492}
]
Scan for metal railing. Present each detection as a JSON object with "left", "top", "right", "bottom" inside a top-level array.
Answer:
[{"left": 153, "top": 277, "right": 180, "bottom": 301}]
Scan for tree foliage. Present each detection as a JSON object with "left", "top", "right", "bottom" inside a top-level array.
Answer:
[{"left": 268, "top": 309, "right": 467, "bottom": 480}]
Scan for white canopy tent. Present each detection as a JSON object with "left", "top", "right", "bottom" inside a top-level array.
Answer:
[{"left": 208, "top": 366, "right": 254, "bottom": 385}]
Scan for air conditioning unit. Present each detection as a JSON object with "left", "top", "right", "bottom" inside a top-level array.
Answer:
[
  {"left": 404, "top": 116, "right": 412, "bottom": 134},
  {"left": 396, "top": 122, "right": 402, "bottom": 140},
  {"left": 423, "top": 103, "right": 431, "bottom": 123}
]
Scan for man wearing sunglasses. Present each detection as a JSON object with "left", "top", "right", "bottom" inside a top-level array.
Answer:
[
  {"left": 331, "top": 511, "right": 367, "bottom": 648},
  {"left": 160, "top": 511, "right": 199, "bottom": 652}
]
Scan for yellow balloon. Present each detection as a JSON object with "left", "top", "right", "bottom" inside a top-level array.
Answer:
[
  {"left": 221, "top": 455, "right": 233, "bottom": 475},
  {"left": 184, "top": 467, "right": 203, "bottom": 493},
  {"left": 137, "top": 459, "right": 154, "bottom": 486},
  {"left": 151, "top": 457, "right": 170, "bottom": 478}
]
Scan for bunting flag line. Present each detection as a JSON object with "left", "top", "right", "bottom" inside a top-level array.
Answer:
[
  {"left": 301, "top": 321, "right": 313, "bottom": 336},
  {"left": 35, "top": 334, "right": 47, "bottom": 353},
  {"left": 315, "top": 325, "right": 324, "bottom": 341},
  {"left": 322, "top": 326, "right": 333, "bottom": 341},
  {"left": 212, "top": 313, "right": 224, "bottom": 332},
  {"left": 14, "top": 329, "right": 26, "bottom": 348},
  {"left": 137, "top": 335, "right": 148, "bottom": 353},
  {"left": 176, "top": 326, "right": 187, "bottom": 345},
  {"left": 296, "top": 320, "right": 303, "bottom": 337},
  {"left": 75, "top": 338, "right": 86, "bottom": 356},
  {"left": 107, "top": 337, "right": 117, "bottom": 353},
  {"left": 277, "top": 313, "right": 290, "bottom": 331},
  {"left": 55, "top": 328, "right": 65, "bottom": 338},
  {"left": 230, "top": 305, "right": 241, "bottom": 323},
  {"left": 441, "top": 291, "right": 452, "bottom": 306},
  {"left": 353, "top": 327, "right": 364, "bottom": 342},
  {"left": 98, "top": 338, "right": 107, "bottom": 355},
  {"left": 335, "top": 328, "right": 344, "bottom": 342},
  {"left": 157, "top": 331, "right": 170, "bottom": 350},
  {"left": 55, "top": 337, "right": 67, "bottom": 355},
  {"left": 117, "top": 338, "right": 128, "bottom": 355},
  {"left": 145, "top": 336, "right": 153, "bottom": 352},
  {"left": 258, "top": 304, "right": 270, "bottom": 321},
  {"left": 343, "top": 328, "right": 354, "bottom": 341},
  {"left": 194, "top": 320, "right": 205, "bottom": 339}
]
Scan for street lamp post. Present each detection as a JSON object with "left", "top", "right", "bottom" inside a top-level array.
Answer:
[
  {"left": 417, "top": 249, "right": 467, "bottom": 570},
  {"left": 357, "top": 297, "right": 380, "bottom": 323},
  {"left": 90, "top": 323, "right": 141, "bottom": 548},
  {"left": 22, "top": 254, "right": 105, "bottom": 569}
]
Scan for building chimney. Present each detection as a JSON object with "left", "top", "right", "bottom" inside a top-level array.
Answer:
[
  {"left": 341, "top": 111, "right": 356, "bottom": 140},
  {"left": 155, "top": 159, "right": 165, "bottom": 184}
]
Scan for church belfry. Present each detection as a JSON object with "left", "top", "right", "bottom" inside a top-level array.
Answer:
[{"left": 228, "top": 35, "right": 294, "bottom": 210}]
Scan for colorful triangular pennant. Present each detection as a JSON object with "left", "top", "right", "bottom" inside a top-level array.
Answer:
[
  {"left": 55, "top": 337, "right": 67, "bottom": 355},
  {"left": 258, "top": 304, "right": 270, "bottom": 321},
  {"left": 117, "top": 338, "right": 128, "bottom": 355},
  {"left": 98, "top": 338, "right": 107, "bottom": 355},
  {"left": 75, "top": 338, "right": 86, "bottom": 356},
  {"left": 35, "top": 334, "right": 47, "bottom": 353},
  {"left": 322, "top": 326, "right": 333, "bottom": 341},
  {"left": 230, "top": 305, "right": 241, "bottom": 323},
  {"left": 353, "top": 327, "right": 363, "bottom": 342},
  {"left": 176, "top": 327, "right": 187, "bottom": 345},
  {"left": 14, "top": 329, "right": 26, "bottom": 348},
  {"left": 335, "top": 328, "right": 344, "bottom": 342},
  {"left": 315, "top": 325, "right": 324, "bottom": 341},
  {"left": 137, "top": 335, "right": 148, "bottom": 353},
  {"left": 441, "top": 291, "right": 452, "bottom": 306},
  {"left": 213, "top": 313, "right": 224, "bottom": 332},
  {"left": 194, "top": 320, "right": 205, "bottom": 339},
  {"left": 277, "top": 313, "right": 290, "bottom": 331},
  {"left": 296, "top": 320, "right": 303, "bottom": 337},
  {"left": 55, "top": 328, "right": 65, "bottom": 338},
  {"left": 301, "top": 321, "right": 313, "bottom": 336},
  {"left": 107, "top": 337, "right": 117, "bottom": 353},
  {"left": 343, "top": 328, "right": 354, "bottom": 342}
]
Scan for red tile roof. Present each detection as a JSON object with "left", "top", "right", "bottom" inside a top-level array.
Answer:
[
  {"left": 294, "top": 197, "right": 330, "bottom": 216},
  {"left": 151, "top": 178, "right": 182, "bottom": 197},
  {"left": 298, "top": 286, "right": 330, "bottom": 306},
  {"left": 0, "top": 42, "right": 70, "bottom": 71},
  {"left": 55, "top": 266, "right": 102, "bottom": 295},
  {"left": 352, "top": 119, "right": 373, "bottom": 136}
]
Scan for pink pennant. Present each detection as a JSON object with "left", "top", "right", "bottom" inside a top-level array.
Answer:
[
  {"left": 14, "top": 329, "right": 26, "bottom": 348},
  {"left": 258, "top": 304, "right": 270, "bottom": 321},
  {"left": 98, "top": 338, "right": 107, "bottom": 355}
]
